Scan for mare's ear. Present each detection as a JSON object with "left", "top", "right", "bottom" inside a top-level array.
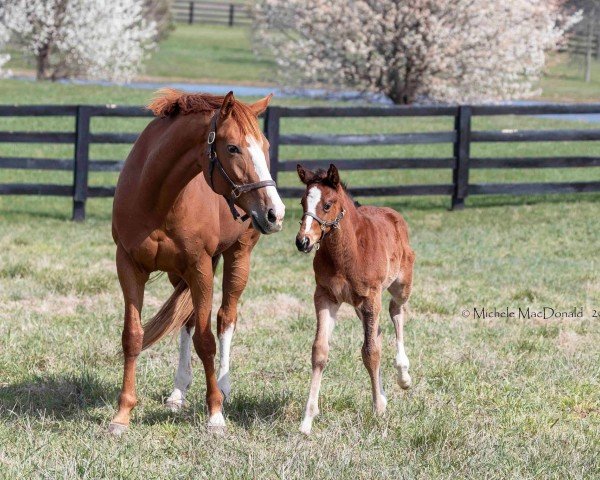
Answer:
[
  {"left": 220, "top": 91, "right": 235, "bottom": 120},
  {"left": 297, "top": 164, "right": 315, "bottom": 184},
  {"left": 327, "top": 164, "right": 340, "bottom": 187},
  {"left": 250, "top": 93, "right": 273, "bottom": 116}
]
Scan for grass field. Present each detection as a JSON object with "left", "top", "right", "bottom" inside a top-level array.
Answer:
[{"left": 1, "top": 79, "right": 599, "bottom": 478}]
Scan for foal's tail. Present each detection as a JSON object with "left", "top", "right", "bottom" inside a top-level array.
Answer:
[{"left": 141, "top": 281, "right": 193, "bottom": 351}]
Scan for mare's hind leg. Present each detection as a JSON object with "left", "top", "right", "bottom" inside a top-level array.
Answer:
[
  {"left": 217, "top": 228, "right": 260, "bottom": 402},
  {"left": 165, "top": 319, "right": 194, "bottom": 411},
  {"left": 109, "top": 245, "right": 149, "bottom": 435},
  {"left": 358, "top": 292, "right": 387, "bottom": 415},
  {"left": 300, "top": 286, "right": 340, "bottom": 435},
  {"left": 388, "top": 280, "right": 412, "bottom": 389}
]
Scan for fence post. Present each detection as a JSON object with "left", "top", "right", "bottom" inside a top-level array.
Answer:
[
  {"left": 188, "top": 1, "right": 194, "bottom": 24},
  {"left": 451, "top": 105, "right": 471, "bottom": 210},
  {"left": 228, "top": 4, "right": 234, "bottom": 27},
  {"left": 264, "top": 107, "right": 280, "bottom": 184},
  {"left": 72, "top": 106, "right": 91, "bottom": 221}
]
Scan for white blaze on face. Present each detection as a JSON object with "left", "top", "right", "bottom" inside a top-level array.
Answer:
[
  {"left": 245, "top": 135, "right": 285, "bottom": 222},
  {"left": 304, "top": 186, "right": 322, "bottom": 234}
]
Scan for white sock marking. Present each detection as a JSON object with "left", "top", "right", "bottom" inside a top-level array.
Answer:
[
  {"left": 218, "top": 324, "right": 234, "bottom": 383},
  {"left": 166, "top": 326, "right": 194, "bottom": 407}
]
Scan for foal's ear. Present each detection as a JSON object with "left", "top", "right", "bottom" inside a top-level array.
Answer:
[
  {"left": 327, "top": 164, "right": 340, "bottom": 187},
  {"left": 296, "top": 164, "right": 315, "bottom": 184},
  {"left": 220, "top": 91, "right": 235, "bottom": 120},
  {"left": 250, "top": 93, "right": 273, "bottom": 116}
]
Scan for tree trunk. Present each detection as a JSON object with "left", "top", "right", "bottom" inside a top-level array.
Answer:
[
  {"left": 36, "top": 44, "right": 50, "bottom": 80},
  {"left": 585, "top": 9, "right": 595, "bottom": 83}
]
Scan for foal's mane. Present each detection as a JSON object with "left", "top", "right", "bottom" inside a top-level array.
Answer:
[
  {"left": 147, "top": 88, "right": 261, "bottom": 138},
  {"left": 308, "top": 169, "right": 361, "bottom": 206}
]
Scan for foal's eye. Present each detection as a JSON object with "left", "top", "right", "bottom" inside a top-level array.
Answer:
[
  {"left": 227, "top": 145, "right": 241, "bottom": 154},
  {"left": 323, "top": 203, "right": 332, "bottom": 212}
]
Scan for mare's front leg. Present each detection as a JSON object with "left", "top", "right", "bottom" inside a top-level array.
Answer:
[
  {"left": 300, "top": 286, "right": 340, "bottom": 435},
  {"left": 359, "top": 292, "right": 387, "bottom": 415},
  {"left": 217, "top": 228, "right": 260, "bottom": 401},
  {"left": 109, "top": 245, "right": 149, "bottom": 435},
  {"left": 185, "top": 254, "right": 225, "bottom": 432}
]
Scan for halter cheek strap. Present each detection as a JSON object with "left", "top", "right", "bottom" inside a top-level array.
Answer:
[
  {"left": 206, "top": 111, "right": 277, "bottom": 222},
  {"left": 300, "top": 209, "right": 346, "bottom": 250}
]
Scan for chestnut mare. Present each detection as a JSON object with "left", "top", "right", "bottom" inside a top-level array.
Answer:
[
  {"left": 110, "top": 90, "right": 285, "bottom": 435},
  {"left": 295, "top": 164, "right": 415, "bottom": 434}
]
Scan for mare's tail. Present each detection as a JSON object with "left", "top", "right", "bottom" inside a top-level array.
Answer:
[
  {"left": 142, "top": 281, "right": 193, "bottom": 350},
  {"left": 141, "top": 255, "right": 221, "bottom": 350}
]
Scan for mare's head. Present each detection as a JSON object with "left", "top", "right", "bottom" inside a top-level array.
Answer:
[
  {"left": 148, "top": 89, "right": 285, "bottom": 234},
  {"left": 295, "top": 164, "right": 345, "bottom": 253}
]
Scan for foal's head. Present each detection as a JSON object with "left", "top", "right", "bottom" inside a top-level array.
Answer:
[{"left": 295, "top": 164, "right": 346, "bottom": 253}]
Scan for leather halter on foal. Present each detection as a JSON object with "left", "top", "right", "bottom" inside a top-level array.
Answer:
[
  {"left": 206, "top": 110, "right": 276, "bottom": 221},
  {"left": 301, "top": 208, "right": 346, "bottom": 250}
]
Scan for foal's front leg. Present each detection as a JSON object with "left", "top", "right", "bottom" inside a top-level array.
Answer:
[
  {"left": 300, "top": 287, "right": 340, "bottom": 435},
  {"left": 359, "top": 293, "right": 387, "bottom": 415}
]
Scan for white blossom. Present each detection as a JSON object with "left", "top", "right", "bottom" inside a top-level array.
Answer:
[
  {"left": 252, "top": 0, "right": 582, "bottom": 103},
  {"left": 2, "top": 0, "right": 157, "bottom": 82}
]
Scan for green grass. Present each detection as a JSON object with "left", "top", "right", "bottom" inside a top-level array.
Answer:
[{"left": 0, "top": 80, "right": 599, "bottom": 478}]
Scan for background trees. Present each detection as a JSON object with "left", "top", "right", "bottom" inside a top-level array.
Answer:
[
  {"left": 1, "top": 0, "right": 158, "bottom": 81},
  {"left": 253, "top": 0, "right": 581, "bottom": 104}
]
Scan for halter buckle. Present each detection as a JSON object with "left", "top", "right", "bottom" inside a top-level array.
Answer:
[
  {"left": 207, "top": 131, "right": 216, "bottom": 144},
  {"left": 231, "top": 186, "right": 242, "bottom": 199}
]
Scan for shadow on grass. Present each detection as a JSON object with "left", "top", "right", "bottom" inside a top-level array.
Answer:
[{"left": 0, "top": 372, "right": 117, "bottom": 420}]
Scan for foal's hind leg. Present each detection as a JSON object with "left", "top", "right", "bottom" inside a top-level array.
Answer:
[
  {"left": 388, "top": 280, "right": 412, "bottom": 389},
  {"left": 358, "top": 293, "right": 387, "bottom": 415},
  {"left": 217, "top": 229, "right": 259, "bottom": 401},
  {"left": 109, "top": 245, "right": 149, "bottom": 435},
  {"left": 300, "top": 287, "right": 340, "bottom": 435}
]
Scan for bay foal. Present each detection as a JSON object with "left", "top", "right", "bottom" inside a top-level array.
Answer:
[{"left": 295, "top": 164, "right": 415, "bottom": 435}]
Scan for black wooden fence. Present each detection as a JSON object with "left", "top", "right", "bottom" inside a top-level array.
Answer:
[
  {"left": 1, "top": 103, "right": 600, "bottom": 220},
  {"left": 172, "top": 1, "right": 251, "bottom": 26}
]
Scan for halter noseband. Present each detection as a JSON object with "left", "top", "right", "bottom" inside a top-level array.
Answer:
[
  {"left": 206, "top": 111, "right": 276, "bottom": 221},
  {"left": 300, "top": 208, "right": 346, "bottom": 250}
]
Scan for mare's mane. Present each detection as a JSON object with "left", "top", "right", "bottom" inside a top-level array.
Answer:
[{"left": 146, "top": 88, "right": 261, "bottom": 138}]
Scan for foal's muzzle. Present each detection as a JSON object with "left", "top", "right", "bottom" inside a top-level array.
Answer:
[{"left": 295, "top": 235, "right": 313, "bottom": 253}]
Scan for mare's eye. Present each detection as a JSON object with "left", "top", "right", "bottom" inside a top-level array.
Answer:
[
  {"left": 323, "top": 203, "right": 332, "bottom": 212},
  {"left": 227, "top": 145, "right": 241, "bottom": 154}
]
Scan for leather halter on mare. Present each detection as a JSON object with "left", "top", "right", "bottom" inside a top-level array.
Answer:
[
  {"left": 301, "top": 208, "right": 346, "bottom": 250},
  {"left": 206, "top": 110, "right": 276, "bottom": 221}
]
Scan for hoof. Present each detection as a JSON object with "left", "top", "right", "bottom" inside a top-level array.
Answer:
[
  {"left": 207, "top": 412, "right": 226, "bottom": 434},
  {"left": 299, "top": 422, "right": 312, "bottom": 436},
  {"left": 397, "top": 372, "right": 412, "bottom": 390},
  {"left": 165, "top": 399, "right": 185, "bottom": 412},
  {"left": 374, "top": 396, "right": 387, "bottom": 416},
  {"left": 108, "top": 422, "right": 128, "bottom": 436}
]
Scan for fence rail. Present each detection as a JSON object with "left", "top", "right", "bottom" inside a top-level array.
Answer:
[
  {"left": 1, "top": 103, "right": 600, "bottom": 220},
  {"left": 171, "top": 1, "right": 251, "bottom": 26}
]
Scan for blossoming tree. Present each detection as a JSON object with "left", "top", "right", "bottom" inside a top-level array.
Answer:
[
  {"left": 2, "top": 0, "right": 157, "bottom": 81},
  {"left": 253, "top": 0, "right": 581, "bottom": 103}
]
